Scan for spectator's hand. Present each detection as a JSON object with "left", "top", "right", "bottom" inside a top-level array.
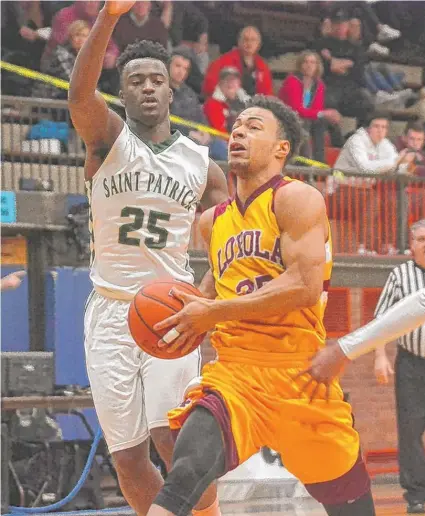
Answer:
[
  {"left": 322, "top": 109, "right": 341, "bottom": 125},
  {"left": 374, "top": 352, "right": 394, "bottom": 385},
  {"left": 103, "top": 53, "right": 117, "bottom": 69},
  {"left": 105, "top": 0, "right": 136, "bottom": 16},
  {"left": 1, "top": 271, "right": 26, "bottom": 292},
  {"left": 397, "top": 148, "right": 416, "bottom": 166},
  {"left": 20, "top": 26, "right": 38, "bottom": 41},
  {"left": 321, "top": 48, "right": 332, "bottom": 60},
  {"left": 330, "top": 58, "right": 348, "bottom": 75}
]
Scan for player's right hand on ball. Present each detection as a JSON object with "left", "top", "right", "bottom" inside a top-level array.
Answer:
[
  {"left": 374, "top": 353, "right": 394, "bottom": 385},
  {"left": 105, "top": 1, "right": 136, "bottom": 16}
]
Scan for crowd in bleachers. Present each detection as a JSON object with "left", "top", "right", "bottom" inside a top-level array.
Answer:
[
  {"left": 1, "top": 1, "right": 425, "bottom": 234},
  {"left": 2, "top": 1, "right": 425, "bottom": 165}
]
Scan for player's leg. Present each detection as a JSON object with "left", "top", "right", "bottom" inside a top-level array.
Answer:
[
  {"left": 84, "top": 293, "right": 163, "bottom": 515},
  {"left": 148, "top": 405, "right": 227, "bottom": 516},
  {"left": 304, "top": 452, "right": 375, "bottom": 516},
  {"left": 144, "top": 351, "right": 220, "bottom": 514}
]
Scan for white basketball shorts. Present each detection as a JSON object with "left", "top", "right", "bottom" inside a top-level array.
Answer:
[{"left": 84, "top": 291, "right": 201, "bottom": 454}]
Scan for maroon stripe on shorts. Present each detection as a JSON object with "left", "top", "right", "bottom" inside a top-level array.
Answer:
[
  {"left": 197, "top": 390, "right": 240, "bottom": 474},
  {"left": 304, "top": 450, "right": 371, "bottom": 505}
]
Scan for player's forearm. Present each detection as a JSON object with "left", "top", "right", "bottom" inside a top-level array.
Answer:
[
  {"left": 338, "top": 288, "right": 425, "bottom": 360},
  {"left": 69, "top": 9, "right": 120, "bottom": 104},
  {"left": 198, "top": 269, "right": 217, "bottom": 300},
  {"left": 212, "top": 275, "right": 319, "bottom": 323}
]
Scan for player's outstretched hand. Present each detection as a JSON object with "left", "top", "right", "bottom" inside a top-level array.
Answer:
[
  {"left": 105, "top": 1, "right": 136, "bottom": 16},
  {"left": 374, "top": 352, "right": 394, "bottom": 385},
  {"left": 1, "top": 271, "right": 26, "bottom": 292},
  {"left": 155, "top": 288, "right": 217, "bottom": 356},
  {"left": 294, "top": 341, "right": 350, "bottom": 403}
]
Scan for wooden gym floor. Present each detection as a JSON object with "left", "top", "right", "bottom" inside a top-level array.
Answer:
[{"left": 220, "top": 483, "right": 407, "bottom": 515}]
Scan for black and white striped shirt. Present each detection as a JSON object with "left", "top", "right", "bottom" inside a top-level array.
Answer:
[{"left": 375, "top": 260, "right": 425, "bottom": 357}]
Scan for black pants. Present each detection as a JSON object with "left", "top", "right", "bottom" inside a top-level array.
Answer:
[
  {"left": 395, "top": 346, "right": 425, "bottom": 504},
  {"left": 325, "top": 81, "right": 373, "bottom": 128}
]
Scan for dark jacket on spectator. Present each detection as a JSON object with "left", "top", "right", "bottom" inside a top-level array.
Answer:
[
  {"left": 278, "top": 73, "right": 325, "bottom": 120},
  {"left": 113, "top": 12, "right": 168, "bottom": 52},
  {"left": 314, "top": 36, "right": 366, "bottom": 87},
  {"left": 170, "top": 83, "right": 207, "bottom": 136},
  {"left": 203, "top": 48, "right": 273, "bottom": 97},
  {"left": 33, "top": 42, "right": 76, "bottom": 99},
  {"left": 395, "top": 136, "right": 425, "bottom": 177}
]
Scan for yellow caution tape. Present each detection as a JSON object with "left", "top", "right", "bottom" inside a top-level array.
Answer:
[
  {"left": 0, "top": 61, "right": 229, "bottom": 139},
  {"left": 1, "top": 60, "right": 341, "bottom": 172}
]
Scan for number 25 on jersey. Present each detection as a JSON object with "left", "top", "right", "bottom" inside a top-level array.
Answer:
[{"left": 118, "top": 206, "right": 170, "bottom": 250}]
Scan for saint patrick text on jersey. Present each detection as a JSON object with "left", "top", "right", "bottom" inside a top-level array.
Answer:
[{"left": 103, "top": 170, "right": 199, "bottom": 212}]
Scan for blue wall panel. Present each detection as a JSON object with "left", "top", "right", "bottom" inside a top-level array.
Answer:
[{"left": 1, "top": 266, "right": 30, "bottom": 351}]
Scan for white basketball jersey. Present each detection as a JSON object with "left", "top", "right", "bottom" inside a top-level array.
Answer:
[{"left": 86, "top": 123, "right": 209, "bottom": 300}]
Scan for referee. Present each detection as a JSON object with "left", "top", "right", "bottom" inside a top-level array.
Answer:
[{"left": 374, "top": 219, "right": 425, "bottom": 515}]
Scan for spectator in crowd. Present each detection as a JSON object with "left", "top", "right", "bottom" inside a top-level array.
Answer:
[
  {"left": 374, "top": 219, "right": 425, "bottom": 515},
  {"left": 314, "top": 9, "right": 373, "bottom": 128},
  {"left": 171, "top": 18, "right": 209, "bottom": 98},
  {"left": 203, "top": 67, "right": 247, "bottom": 134},
  {"left": 335, "top": 116, "right": 413, "bottom": 175},
  {"left": 348, "top": 17, "right": 415, "bottom": 109},
  {"left": 278, "top": 50, "right": 342, "bottom": 162},
  {"left": 203, "top": 25, "right": 273, "bottom": 98},
  {"left": 43, "top": 1, "right": 119, "bottom": 74},
  {"left": 169, "top": 47, "right": 227, "bottom": 161},
  {"left": 33, "top": 20, "right": 90, "bottom": 100},
  {"left": 395, "top": 121, "right": 425, "bottom": 177},
  {"left": 167, "top": 1, "right": 209, "bottom": 74},
  {"left": 113, "top": 1, "right": 168, "bottom": 52},
  {"left": 331, "top": 116, "right": 414, "bottom": 254}
]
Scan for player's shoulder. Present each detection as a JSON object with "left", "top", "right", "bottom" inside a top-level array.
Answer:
[
  {"left": 273, "top": 178, "right": 326, "bottom": 229},
  {"left": 199, "top": 202, "right": 228, "bottom": 244},
  {"left": 274, "top": 177, "right": 324, "bottom": 209}
]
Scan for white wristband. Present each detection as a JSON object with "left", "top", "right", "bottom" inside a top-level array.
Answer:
[{"left": 338, "top": 288, "right": 425, "bottom": 360}]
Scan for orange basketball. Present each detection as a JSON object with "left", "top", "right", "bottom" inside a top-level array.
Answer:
[{"left": 128, "top": 278, "right": 206, "bottom": 360}]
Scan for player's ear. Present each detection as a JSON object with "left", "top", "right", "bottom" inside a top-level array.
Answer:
[
  {"left": 169, "top": 87, "right": 173, "bottom": 105},
  {"left": 119, "top": 89, "right": 126, "bottom": 107},
  {"left": 275, "top": 139, "right": 290, "bottom": 160}
]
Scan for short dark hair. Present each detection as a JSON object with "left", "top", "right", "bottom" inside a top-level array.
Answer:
[
  {"left": 171, "top": 46, "right": 194, "bottom": 63},
  {"left": 367, "top": 113, "right": 391, "bottom": 127},
  {"left": 116, "top": 40, "right": 170, "bottom": 75},
  {"left": 405, "top": 120, "right": 425, "bottom": 134},
  {"left": 245, "top": 95, "right": 303, "bottom": 159}
]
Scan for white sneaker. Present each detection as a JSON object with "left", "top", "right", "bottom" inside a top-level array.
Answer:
[
  {"left": 368, "top": 42, "right": 390, "bottom": 56},
  {"left": 377, "top": 24, "right": 401, "bottom": 42}
]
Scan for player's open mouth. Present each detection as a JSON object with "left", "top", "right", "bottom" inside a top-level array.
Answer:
[
  {"left": 142, "top": 98, "right": 158, "bottom": 106},
  {"left": 229, "top": 142, "right": 246, "bottom": 154}
]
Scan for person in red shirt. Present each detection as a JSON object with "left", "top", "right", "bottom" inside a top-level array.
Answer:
[
  {"left": 203, "top": 26, "right": 273, "bottom": 98},
  {"left": 203, "top": 67, "right": 247, "bottom": 133},
  {"left": 279, "top": 50, "right": 342, "bottom": 162}
]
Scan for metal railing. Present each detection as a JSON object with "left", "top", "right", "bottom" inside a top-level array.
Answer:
[{"left": 2, "top": 95, "right": 425, "bottom": 255}]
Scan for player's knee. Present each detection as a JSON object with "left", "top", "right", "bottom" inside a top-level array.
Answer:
[
  {"left": 113, "top": 442, "right": 151, "bottom": 480},
  {"left": 150, "top": 426, "right": 174, "bottom": 471},
  {"left": 304, "top": 452, "right": 371, "bottom": 506},
  {"left": 165, "top": 407, "right": 226, "bottom": 497}
]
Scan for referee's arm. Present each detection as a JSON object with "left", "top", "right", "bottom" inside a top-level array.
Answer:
[{"left": 374, "top": 270, "right": 401, "bottom": 381}]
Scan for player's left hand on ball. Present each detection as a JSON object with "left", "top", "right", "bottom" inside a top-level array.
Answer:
[
  {"left": 294, "top": 341, "right": 350, "bottom": 402},
  {"left": 154, "top": 288, "right": 217, "bottom": 354}
]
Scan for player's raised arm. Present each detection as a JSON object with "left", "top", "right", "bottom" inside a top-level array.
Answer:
[
  {"left": 200, "top": 159, "right": 229, "bottom": 210},
  {"left": 214, "top": 181, "right": 327, "bottom": 321},
  {"left": 68, "top": 1, "right": 134, "bottom": 149}
]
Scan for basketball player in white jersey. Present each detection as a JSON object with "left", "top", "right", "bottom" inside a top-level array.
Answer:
[{"left": 68, "top": 2, "right": 228, "bottom": 515}]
